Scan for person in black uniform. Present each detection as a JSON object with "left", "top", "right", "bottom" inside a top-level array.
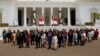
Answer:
[
  {"left": 47, "top": 30, "right": 53, "bottom": 49},
  {"left": 58, "top": 31, "right": 62, "bottom": 48},
  {"left": 68, "top": 29, "right": 73, "bottom": 46},
  {"left": 76, "top": 29, "right": 82, "bottom": 45},
  {"left": 7, "top": 30, "right": 12, "bottom": 43},
  {"left": 19, "top": 30, "right": 25, "bottom": 48},
  {"left": 16, "top": 30, "right": 20, "bottom": 45},
  {"left": 17, "top": 30, "right": 23, "bottom": 48},
  {"left": 30, "top": 29, "right": 35, "bottom": 45}
]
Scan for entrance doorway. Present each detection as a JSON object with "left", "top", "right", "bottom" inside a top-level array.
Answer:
[
  {"left": 62, "top": 8, "right": 68, "bottom": 26},
  {"left": 18, "top": 8, "right": 24, "bottom": 26},
  {"left": 70, "top": 8, "right": 76, "bottom": 25},
  {"left": 27, "top": 8, "right": 33, "bottom": 26},
  {"left": 44, "top": 8, "right": 50, "bottom": 26}
]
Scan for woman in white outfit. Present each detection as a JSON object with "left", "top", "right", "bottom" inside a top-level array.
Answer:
[
  {"left": 91, "top": 30, "right": 94, "bottom": 40},
  {"left": 87, "top": 30, "right": 92, "bottom": 42},
  {"left": 81, "top": 31, "right": 87, "bottom": 46},
  {"left": 53, "top": 33, "right": 58, "bottom": 50},
  {"left": 41, "top": 32, "right": 46, "bottom": 48}
]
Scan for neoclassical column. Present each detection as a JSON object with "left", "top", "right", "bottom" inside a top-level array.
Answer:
[
  {"left": 42, "top": 7, "right": 44, "bottom": 25},
  {"left": 33, "top": 8, "right": 36, "bottom": 18},
  {"left": 68, "top": 7, "right": 71, "bottom": 26},
  {"left": 12, "top": 0, "right": 18, "bottom": 26},
  {"left": 59, "top": 8, "right": 61, "bottom": 19},
  {"left": 15, "top": 7, "right": 18, "bottom": 26},
  {"left": 59, "top": 7, "right": 62, "bottom": 25},
  {"left": 50, "top": 7, "right": 53, "bottom": 26},
  {"left": 33, "top": 7, "right": 36, "bottom": 25},
  {"left": 24, "top": 7, "right": 27, "bottom": 26}
]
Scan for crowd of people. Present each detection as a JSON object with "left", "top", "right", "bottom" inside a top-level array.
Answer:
[{"left": 2, "top": 28, "right": 99, "bottom": 50}]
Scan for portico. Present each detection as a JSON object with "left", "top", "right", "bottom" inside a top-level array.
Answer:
[
  {"left": 0, "top": 0, "right": 100, "bottom": 26},
  {"left": 17, "top": 1, "right": 76, "bottom": 26}
]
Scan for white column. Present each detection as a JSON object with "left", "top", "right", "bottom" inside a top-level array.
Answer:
[
  {"left": 59, "top": 7, "right": 61, "bottom": 19},
  {"left": 42, "top": 7, "right": 44, "bottom": 25},
  {"left": 24, "top": 7, "right": 27, "bottom": 26},
  {"left": 59, "top": 7, "right": 62, "bottom": 25},
  {"left": 14, "top": 0, "right": 18, "bottom": 26},
  {"left": 68, "top": 7, "right": 71, "bottom": 26},
  {"left": 33, "top": 8, "right": 36, "bottom": 25},
  {"left": 33, "top": 8, "right": 36, "bottom": 19},
  {"left": 50, "top": 7, "right": 53, "bottom": 26},
  {"left": 42, "top": 7, "right": 44, "bottom": 16},
  {"left": 15, "top": 7, "right": 18, "bottom": 26}
]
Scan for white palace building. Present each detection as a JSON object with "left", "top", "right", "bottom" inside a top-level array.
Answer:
[
  {"left": 0, "top": 0, "right": 100, "bottom": 26},
  {"left": 0, "top": 0, "right": 100, "bottom": 39}
]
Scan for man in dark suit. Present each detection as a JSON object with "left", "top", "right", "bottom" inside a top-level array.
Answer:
[{"left": 47, "top": 30, "right": 53, "bottom": 49}]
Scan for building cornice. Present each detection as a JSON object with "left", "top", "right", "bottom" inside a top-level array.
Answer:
[{"left": 18, "top": 1, "right": 77, "bottom": 7}]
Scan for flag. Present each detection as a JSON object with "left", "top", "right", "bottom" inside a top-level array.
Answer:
[
  {"left": 51, "top": 15, "right": 58, "bottom": 24},
  {"left": 39, "top": 16, "right": 44, "bottom": 25}
]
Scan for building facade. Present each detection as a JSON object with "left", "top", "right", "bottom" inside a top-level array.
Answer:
[{"left": 0, "top": 0, "right": 100, "bottom": 26}]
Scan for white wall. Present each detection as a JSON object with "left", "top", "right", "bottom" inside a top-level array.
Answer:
[
  {"left": 0, "top": 1, "right": 17, "bottom": 26},
  {"left": 0, "top": 1, "right": 100, "bottom": 26},
  {"left": 76, "top": 2, "right": 100, "bottom": 25}
]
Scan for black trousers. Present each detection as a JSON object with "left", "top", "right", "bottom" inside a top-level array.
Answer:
[
  {"left": 36, "top": 39, "right": 40, "bottom": 48},
  {"left": 48, "top": 40, "right": 52, "bottom": 49},
  {"left": 19, "top": 39, "right": 24, "bottom": 48},
  {"left": 31, "top": 38, "right": 34, "bottom": 45},
  {"left": 77, "top": 37, "right": 81, "bottom": 45},
  {"left": 58, "top": 38, "right": 62, "bottom": 48},
  {"left": 7, "top": 37, "right": 11, "bottom": 43},
  {"left": 3, "top": 37, "right": 7, "bottom": 43}
]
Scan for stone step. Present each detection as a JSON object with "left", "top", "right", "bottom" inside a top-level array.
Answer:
[
  {"left": 9, "top": 26, "right": 86, "bottom": 31},
  {"left": 0, "top": 26, "right": 100, "bottom": 40}
]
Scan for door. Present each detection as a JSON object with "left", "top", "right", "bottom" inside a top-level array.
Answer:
[
  {"left": 18, "top": 8, "right": 24, "bottom": 26},
  {"left": 70, "top": 8, "right": 76, "bottom": 25}
]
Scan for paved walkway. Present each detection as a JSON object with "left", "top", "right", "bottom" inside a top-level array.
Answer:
[{"left": 0, "top": 40, "right": 100, "bottom": 56}]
